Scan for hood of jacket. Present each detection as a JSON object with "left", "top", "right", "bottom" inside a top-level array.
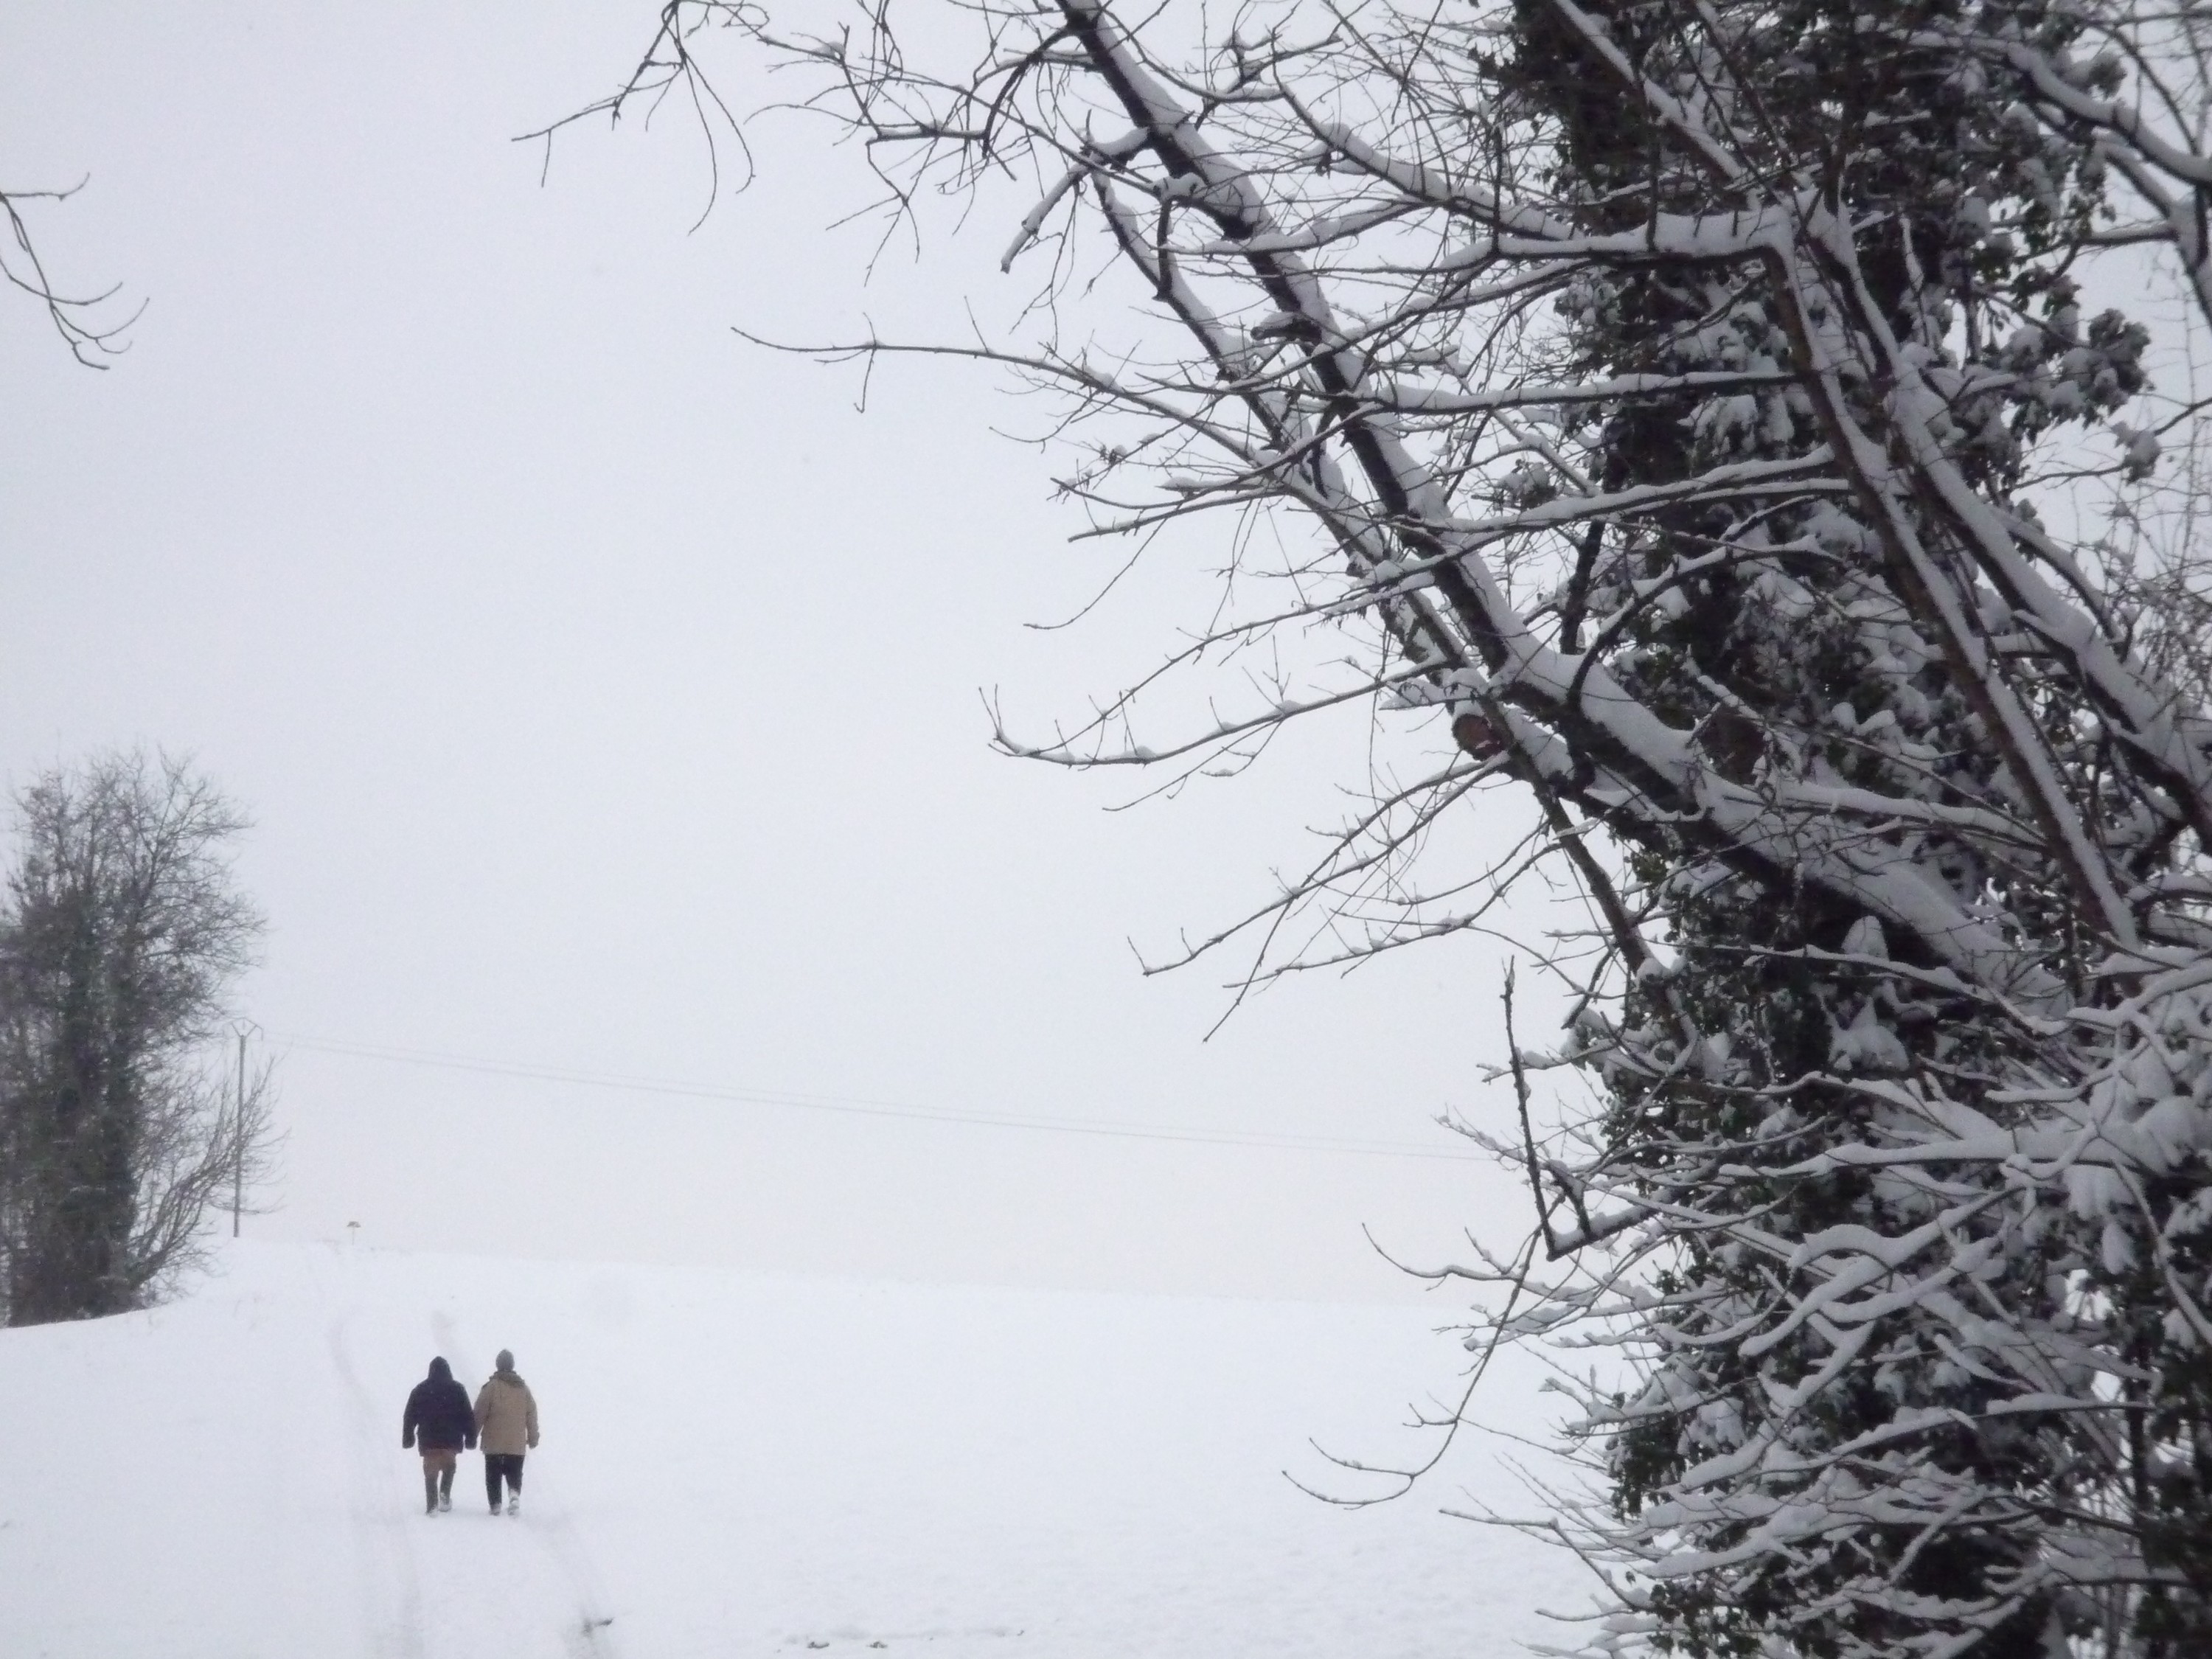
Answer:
[
  {"left": 427, "top": 1357, "right": 453, "bottom": 1382},
  {"left": 488, "top": 1368, "right": 523, "bottom": 1386}
]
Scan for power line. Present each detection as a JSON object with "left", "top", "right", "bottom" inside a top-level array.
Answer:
[{"left": 280, "top": 1033, "right": 1485, "bottom": 1162}]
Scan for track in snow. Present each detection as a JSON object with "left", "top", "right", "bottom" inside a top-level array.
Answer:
[
  {"left": 0, "top": 1240, "right": 1590, "bottom": 1659},
  {"left": 327, "top": 1267, "right": 622, "bottom": 1659}
]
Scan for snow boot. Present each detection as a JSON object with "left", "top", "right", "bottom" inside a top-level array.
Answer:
[
  {"left": 438, "top": 1492, "right": 451, "bottom": 1513},
  {"left": 506, "top": 1494, "right": 520, "bottom": 1517}
]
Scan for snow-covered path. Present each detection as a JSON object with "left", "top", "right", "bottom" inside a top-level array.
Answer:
[
  {"left": 0, "top": 1242, "right": 1588, "bottom": 1658},
  {"left": 323, "top": 1282, "right": 625, "bottom": 1659}
]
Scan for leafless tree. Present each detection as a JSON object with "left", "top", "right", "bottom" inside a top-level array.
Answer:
[
  {"left": 1, "top": 179, "right": 137, "bottom": 366},
  {"left": 0, "top": 752, "right": 274, "bottom": 1325}
]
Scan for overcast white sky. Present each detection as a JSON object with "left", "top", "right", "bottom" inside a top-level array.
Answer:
[{"left": 0, "top": 1, "right": 1564, "bottom": 1302}]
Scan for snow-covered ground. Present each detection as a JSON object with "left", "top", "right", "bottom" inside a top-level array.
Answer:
[{"left": 0, "top": 1241, "right": 1592, "bottom": 1658}]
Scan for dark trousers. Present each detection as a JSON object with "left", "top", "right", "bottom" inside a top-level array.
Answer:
[{"left": 485, "top": 1452, "right": 526, "bottom": 1508}]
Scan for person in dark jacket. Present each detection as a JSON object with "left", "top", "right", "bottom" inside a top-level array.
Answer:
[{"left": 401, "top": 1356, "right": 476, "bottom": 1514}]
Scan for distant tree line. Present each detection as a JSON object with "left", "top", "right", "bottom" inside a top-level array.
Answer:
[{"left": 0, "top": 752, "right": 274, "bottom": 1325}]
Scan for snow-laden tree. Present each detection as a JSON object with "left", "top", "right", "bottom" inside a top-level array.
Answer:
[{"left": 574, "top": 0, "right": 2212, "bottom": 1651}]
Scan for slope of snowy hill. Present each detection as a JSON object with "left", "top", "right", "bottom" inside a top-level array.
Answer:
[{"left": 0, "top": 1241, "right": 1593, "bottom": 1659}]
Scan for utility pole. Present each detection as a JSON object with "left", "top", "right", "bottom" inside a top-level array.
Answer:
[{"left": 232, "top": 1025, "right": 248, "bottom": 1238}]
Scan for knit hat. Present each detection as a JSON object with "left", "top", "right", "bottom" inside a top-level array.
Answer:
[{"left": 495, "top": 1349, "right": 514, "bottom": 1371}]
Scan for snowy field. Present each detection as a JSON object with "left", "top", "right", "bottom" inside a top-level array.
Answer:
[{"left": 0, "top": 1241, "right": 1593, "bottom": 1659}]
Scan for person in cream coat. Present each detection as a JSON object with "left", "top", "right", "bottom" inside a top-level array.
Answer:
[{"left": 473, "top": 1349, "right": 540, "bottom": 1516}]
